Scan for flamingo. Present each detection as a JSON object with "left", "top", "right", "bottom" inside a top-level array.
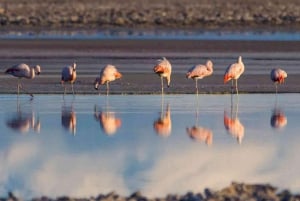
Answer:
[
  {"left": 153, "top": 57, "right": 172, "bottom": 94},
  {"left": 186, "top": 60, "right": 213, "bottom": 95},
  {"left": 270, "top": 68, "right": 287, "bottom": 93},
  {"left": 224, "top": 56, "right": 245, "bottom": 95},
  {"left": 5, "top": 63, "right": 41, "bottom": 97},
  {"left": 61, "top": 62, "right": 77, "bottom": 95},
  {"left": 94, "top": 64, "right": 122, "bottom": 95}
]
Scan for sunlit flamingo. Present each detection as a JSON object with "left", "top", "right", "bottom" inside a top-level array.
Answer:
[
  {"left": 270, "top": 68, "right": 287, "bottom": 93},
  {"left": 186, "top": 60, "right": 213, "bottom": 95},
  {"left": 153, "top": 57, "right": 172, "bottom": 94},
  {"left": 5, "top": 63, "right": 41, "bottom": 97},
  {"left": 224, "top": 56, "right": 245, "bottom": 95},
  {"left": 61, "top": 62, "right": 77, "bottom": 95},
  {"left": 153, "top": 103, "right": 172, "bottom": 137},
  {"left": 94, "top": 105, "right": 122, "bottom": 135},
  {"left": 94, "top": 64, "right": 122, "bottom": 95}
]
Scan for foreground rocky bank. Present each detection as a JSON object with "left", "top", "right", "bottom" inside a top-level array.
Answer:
[
  {"left": 2, "top": 183, "right": 300, "bottom": 201},
  {"left": 0, "top": 0, "right": 300, "bottom": 29}
]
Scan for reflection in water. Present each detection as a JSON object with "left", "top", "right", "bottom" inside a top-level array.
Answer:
[
  {"left": 271, "top": 98, "right": 287, "bottom": 130},
  {"left": 271, "top": 108, "right": 287, "bottom": 129},
  {"left": 224, "top": 96, "right": 244, "bottom": 144},
  {"left": 6, "top": 99, "right": 40, "bottom": 133},
  {"left": 61, "top": 101, "right": 76, "bottom": 135},
  {"left": 94, "top": 99, "right": 122, "bottom": 135},
  {"left": 153, "top": 97, "right": 172, "bottom": 137},
  {"left": 186, "top": 97, "right": 213, "bottom": 145}
]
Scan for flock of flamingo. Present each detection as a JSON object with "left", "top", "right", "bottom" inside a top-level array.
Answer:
[{"left": 4, "top": 56, "right": 287, "bottom": 96}]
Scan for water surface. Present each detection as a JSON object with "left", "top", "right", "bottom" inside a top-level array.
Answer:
[{"left": 0, "top": 94, "right": 299, "bottom": 199}]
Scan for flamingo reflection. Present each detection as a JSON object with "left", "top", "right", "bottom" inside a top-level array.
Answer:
[
  {"left": 61, "top": 101, "right": 76, "bottom": 135},
  {"left": 271, "top": 108, "right": 287, "bottom": 129},
  {"left": 186, "top": 97, "right": 213, "bottom": 145},
  {"left": 270, "top": 97, "right": 287, "bottom": 129},
  {"left": 224, "top": 96, "right": 244, "bottom": 144},
  {"left": 6, "top": 99, "right": 40, "bottom": 133},
  {"left": 94, "top": 99, "right": 122, "bottom": 136},
  {"left": 153, "top": 97, "right": 172, "bottom": 137}
]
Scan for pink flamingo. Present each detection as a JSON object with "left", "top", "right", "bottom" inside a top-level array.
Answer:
[
  {"left": 224, "top": 56, "right": 245, "bottom": 95},
  {"left": 61, "top": 62, "right": 77, "bottom": 95},
  {"left": 186, "top": 60, "right": 213, "bottom": 95},
  {"left": 5, "top": 63, "right": 41, "bottom": 97},
  {"left": 270, "top": 68, "right": 287, "bottom": 93},
  {"left": 153, "top": 57, "right": 172, "bottom": 94},
  {"left": 94, "top": 64, "right": 122, "bottom": 95}
]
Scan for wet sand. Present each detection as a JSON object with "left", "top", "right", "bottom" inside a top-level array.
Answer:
[{"left": 0, "top": 39, "right": 300, "bottom": 95}]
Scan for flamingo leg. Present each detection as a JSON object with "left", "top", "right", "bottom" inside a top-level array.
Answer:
[
  {"left": 161, "top": 76, "right": 164, "bottom": 95},
  {"left": 71, "top": 83, "right": 75, "bottom": 95},
  {"left": 106, "top": 81, "right": 109, "bottom": 96},
  {"left": 19, "top": 84, "right": 34, "bottom": 97},
  {"left": 275, "top": 84, "right": 278, "bottom": 94},
  {"left": 235, "top": 79, "right": 239, "bottom": 95},
  {"left": 231, "top": 80, "right": 234, "bottom": 94},
  {"left": 195, "top": 79, "right": 199, "bottom": 96}
]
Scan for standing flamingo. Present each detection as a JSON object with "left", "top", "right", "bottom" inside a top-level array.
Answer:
[
  {"left": 270, "top": 68, "right": 287, "bottom": 93},
  {"left": 153, "top": 57, "right": 172, "bottom": 94},
  {"left": 224, "top": 56, "right": 245, "bottom": 95},
  {"left": 94, "top": 64, "right": 122, "bottom": 95},
  {"left": 5, "top": 63, "right": 41, "bottom": 97},
  {"left": 186, "top": 60, "right": 213, "bottom": 95},
  {"left": 61, "top": 62, "right": 77, "bottom": 95}
]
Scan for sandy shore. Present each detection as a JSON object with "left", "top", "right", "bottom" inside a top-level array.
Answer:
[{"left": 0, "top": 39, "right": 299, "bottom": 95}]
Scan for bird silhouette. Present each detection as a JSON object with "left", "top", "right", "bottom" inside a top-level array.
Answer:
[
  {"left": 270, "top": 68, "right": 287, "bottom": 94},
  {"left": 61, "top": 62, "right": 77, "bottom": 95},
  {"left": 186, "top": 60, "right": 213, "bottom": 95},
  {"left": 153, "top": 57, "right": 172, "bottom": 94},
  {"left": 5, "top": 63, "right": 41, "bottom": 97},
  {"left": 94, "top": 64, "right": 122, "bottom": 95},
  {"left": 224, "top": 56, "right": 245, "bottom": 95}
]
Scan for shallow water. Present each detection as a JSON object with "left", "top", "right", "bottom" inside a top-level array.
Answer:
[
  {"left": 1, "top": 29, "right": 300, "bottom": 41},
  {"left": 0, "top": 94, "right": 299, "bottom": 198}
]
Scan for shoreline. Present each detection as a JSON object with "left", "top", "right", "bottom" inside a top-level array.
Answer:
[{"left": 0, "top": 39, "right": 299, "bottom": 94}]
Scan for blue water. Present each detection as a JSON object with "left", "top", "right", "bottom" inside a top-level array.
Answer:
[
  {"left": 1, "top": 29, "right": 300, "bottom": 41},
  {"left": 0, "top": 94, "right": 299, "bottom": 199}
]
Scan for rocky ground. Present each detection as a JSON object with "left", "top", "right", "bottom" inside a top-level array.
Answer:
[
  {"left": 0, "top": 0, "right": 300, "bottom": 29},
  {"left": 2, "top": 182, "right": 300, "bottom": 201}
]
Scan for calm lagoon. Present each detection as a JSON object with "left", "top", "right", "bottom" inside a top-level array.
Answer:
[{"left": 0, "top": 94, "right": 299, "bottom": 198}]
